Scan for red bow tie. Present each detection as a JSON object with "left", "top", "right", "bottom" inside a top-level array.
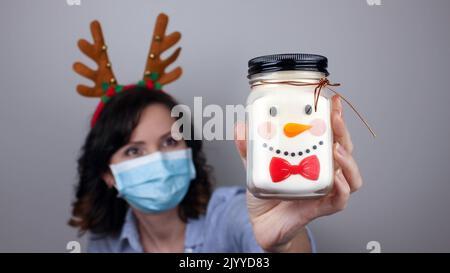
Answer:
[{"left": 269, "top": 155, "right": 320, "bottom": 183}]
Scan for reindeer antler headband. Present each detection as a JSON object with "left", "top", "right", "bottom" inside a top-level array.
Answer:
[{"left": 73, "top": 13, "right": 182, "bottom": 128}]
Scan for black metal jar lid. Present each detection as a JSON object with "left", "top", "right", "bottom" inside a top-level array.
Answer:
[{"left": 248, "top": 53, "right": 329, "bottom": 78}]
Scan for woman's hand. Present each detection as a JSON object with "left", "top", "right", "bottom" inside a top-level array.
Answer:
[{"left": 234, "top": 95, "right": 363, "bottom": 252}]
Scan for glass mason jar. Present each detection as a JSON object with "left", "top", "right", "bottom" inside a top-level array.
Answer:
[{"left": 246, "top": 53, "right": 334, "bottom": 199}]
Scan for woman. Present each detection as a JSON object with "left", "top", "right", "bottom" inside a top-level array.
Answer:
[{"left": 68, "top": 85, "right": 361, "bottom": 253}]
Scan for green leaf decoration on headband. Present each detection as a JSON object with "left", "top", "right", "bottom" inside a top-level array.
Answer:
[
  {"left": 101, "top": 95, "right": 110, "bottom": 103},
  {"left": 115, "top": 85, "right": 123, "bottom": 93},
  {"left": 101, "top": 82, "right": 110, "bottom": 92}
]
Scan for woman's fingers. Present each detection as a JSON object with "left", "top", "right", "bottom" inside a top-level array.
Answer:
[
  {"left": 316, "top": 168, "right": 350, "bottom": 217},
  {"left": 331, "top": 95, "right": 354, "bottom": 154},
  {"left": 330, "top": 168, "right": 351, "bottom": 211},
  {"left": 234, "top": 121, "right": 247, "bottom": 166},
  {"left": 331, "top": 94, "right": 343, "bottom": 116},
  {"left": 333, "top": 142, "right": 363, "bottom": 193}
]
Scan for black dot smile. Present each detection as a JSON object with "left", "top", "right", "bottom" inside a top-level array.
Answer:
[{"left": 262, "top": 140, "right": 324, "bottom": 158}]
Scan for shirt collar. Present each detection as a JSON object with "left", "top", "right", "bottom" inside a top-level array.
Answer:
[
  {"left": 117, "top": 208, "right": 206, "bottom": 253},
  {"left": 184, "top": 215, "right": 206, "bottom": 252},
  {"left": 117, "top": 209, "right": 143, "bottom": 252}
]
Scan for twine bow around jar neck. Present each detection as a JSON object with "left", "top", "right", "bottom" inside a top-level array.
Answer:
[{"left": 251, "top": 78, "right": 376, "bottom": 138}]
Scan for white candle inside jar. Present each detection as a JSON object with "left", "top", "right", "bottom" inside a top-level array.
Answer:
[{"left": 246, "top": 54, "right": 334, "bottom": 199}]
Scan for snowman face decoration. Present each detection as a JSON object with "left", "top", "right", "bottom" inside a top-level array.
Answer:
[{"left": 247, "top": 87, "right": 334, "bottom": 198}]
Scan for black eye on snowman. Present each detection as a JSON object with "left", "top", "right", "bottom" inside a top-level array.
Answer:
[
  {"left": 305, "top": 104, "right": 313, "bottom": 115},
  {"left": 269, "top": 106, "right": 277, "bottom": 117}
]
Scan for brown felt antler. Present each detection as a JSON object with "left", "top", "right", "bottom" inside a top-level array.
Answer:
[
  {"left": 143, "top": 13, "right": 183, "bottom": 84},
  {"left": 73, "top": 20, "right": 117, "bottom": 98},
  {"left": 73, "top": 13, "right": 182, "bottom": 101}
]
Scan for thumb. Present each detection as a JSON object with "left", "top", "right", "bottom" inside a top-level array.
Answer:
[{"left": 234, "top": 121, "right": 247, "bottom": 166}]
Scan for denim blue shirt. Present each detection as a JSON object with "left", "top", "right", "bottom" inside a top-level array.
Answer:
[{"left": 87, "top": 186, "right": 316, "bottom": 253}]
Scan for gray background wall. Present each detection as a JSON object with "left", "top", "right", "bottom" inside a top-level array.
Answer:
[{"left": 1, "top": 0, "right": 449, "bottom": 252}]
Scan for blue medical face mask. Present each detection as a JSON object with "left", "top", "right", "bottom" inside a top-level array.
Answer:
[{"left": 109, "top": 148, "right": 196, "bottom": 213}]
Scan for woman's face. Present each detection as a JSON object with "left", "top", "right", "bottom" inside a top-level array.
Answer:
[{"left": 103, "top": 103, "right": 187, "bottom": 187}]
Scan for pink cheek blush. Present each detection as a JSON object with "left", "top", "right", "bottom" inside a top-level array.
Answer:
[
  {"left": 309, "top": 119, "right": 326, "bottom": 136},
  {"left": 257, "top": 121, "right": 276, "bottom": 140}
]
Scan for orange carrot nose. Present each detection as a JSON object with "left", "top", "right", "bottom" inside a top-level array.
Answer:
[{"left": 283, "top": 123, "right": 312, "bottom": 137}]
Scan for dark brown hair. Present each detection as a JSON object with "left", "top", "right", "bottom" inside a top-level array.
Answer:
[{"left": 69, "top": 86, "right": 213, "bottom": 235}]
